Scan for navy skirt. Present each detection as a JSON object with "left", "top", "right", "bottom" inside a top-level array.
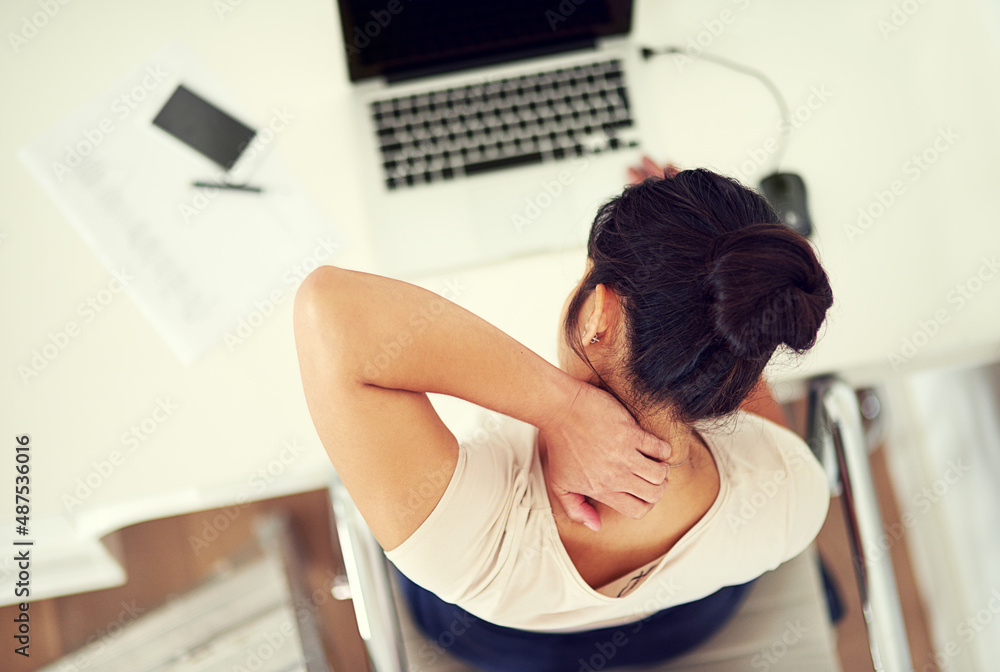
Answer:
[{"left": 394, "top": 568, "right": 758, "bottom": 672}]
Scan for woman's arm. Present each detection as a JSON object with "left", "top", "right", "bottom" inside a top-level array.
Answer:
[{"left": 292, "top": 266, "right": 672, "bottom": 548}]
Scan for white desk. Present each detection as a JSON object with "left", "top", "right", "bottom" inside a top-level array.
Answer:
[{"left": 2, "top": 0, "right": 999, "bottom": 604}]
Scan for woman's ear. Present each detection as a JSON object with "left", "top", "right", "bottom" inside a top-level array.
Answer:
[{"left": 580, "top": 284, "right": 612, "bottom": 345}]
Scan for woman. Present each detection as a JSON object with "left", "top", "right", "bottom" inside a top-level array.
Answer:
[{"left": 293, "top": 159, "right": 834, "bottom": 670}]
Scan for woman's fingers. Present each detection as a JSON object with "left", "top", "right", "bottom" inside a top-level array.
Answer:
[
  {"left": 553, "top": 485, "right": 660, "bottom": 530},
  {"left": 641, "top": 155, "right": 664, "bottom": 178},
  {"left": 627, "top": 431, "right": 672, "bottom": 483},
  {"left": 636, "top": 432, "right": 673, "bottom": 464},
  {"left": 628, "top": 449, "right": 670, "bottom": 485},
  {"left": 553, "top": 490, "right": 603, "bottom": 532},
  {"left": 621, "top": 476, "right": 668, "bottom": 506},
  {"left": 627, "top": 166, "right": 647, "bottom": 184},
  {"left": 629, "top": 156, "right": 679, "bottom": 184},
  {"left": 599, "top": 492, "right": 656, "bottom": 520},
  {"left": 543, "top": 382, "right": 679, "bottom": 523}
]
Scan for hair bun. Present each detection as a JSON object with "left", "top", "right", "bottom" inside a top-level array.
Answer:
[{"left": 704, "top": 224, "right": 833, "bottom": 359}]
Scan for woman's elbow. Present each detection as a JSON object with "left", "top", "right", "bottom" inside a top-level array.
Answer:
[
  {"left": 293, "top": 265, "right": 356, "bottom": 367},
  {"left": 294, "top": 265, "right": 342, "bottom": 322},
  {"left": 295, "top": 265, "right": 367, "bottom": 348}
]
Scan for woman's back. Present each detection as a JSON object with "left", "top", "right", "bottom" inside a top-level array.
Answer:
[
  {"left": 545, "top": 426, "right": 721, "bottom": 591},
  {"left": 384, "top": 409, "right": 829, "bottom": 632},
  {"left": 550, "top": 377, "right": 798, "bottom": 591}
]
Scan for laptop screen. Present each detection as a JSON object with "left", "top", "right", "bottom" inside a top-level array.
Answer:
[{"left": 336, "top": 0, "right": 633, "bottom": 82}]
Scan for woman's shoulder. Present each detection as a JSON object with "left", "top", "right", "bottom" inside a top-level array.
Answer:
[
  {"left": 459, "top": 408, "right": 539, "bottom": 465},
  {"left": 707, "top": 411, "right": 830, "bottom": 561},
  {"left": 704, "top": 410, "right": 818, "bottom": 473},
  {"left": 385, "top": 409, "right": 542, "bottom": 604}
]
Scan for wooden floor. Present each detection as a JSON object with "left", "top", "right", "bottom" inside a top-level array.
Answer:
[
  {"left": 2, "top": 404, "right": 938, "bottom": 672},
  {"left": 0, "top": 489, "right": 371, "bottom": 672}
]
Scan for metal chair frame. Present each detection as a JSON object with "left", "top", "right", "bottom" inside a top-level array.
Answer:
[{"left": 807, "top": 376, "right": 914, "bottom": 672}]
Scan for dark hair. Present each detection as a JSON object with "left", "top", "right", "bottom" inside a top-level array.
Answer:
[{"left": 563, "top": 168, "right": 833, "bottom": 424}]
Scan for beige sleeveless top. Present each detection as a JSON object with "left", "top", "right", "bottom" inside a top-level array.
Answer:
[{"left": 385, "top": 409, "right": 829, "bottom": 633}]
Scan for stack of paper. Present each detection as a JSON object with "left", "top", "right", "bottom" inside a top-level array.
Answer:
[{"left": 19, "top": 41, "right": 345, "bottom": 365}]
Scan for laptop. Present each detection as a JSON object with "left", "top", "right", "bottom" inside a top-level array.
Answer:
[{"left": 336, "top": 0, "right": 648, "bottom": 277}]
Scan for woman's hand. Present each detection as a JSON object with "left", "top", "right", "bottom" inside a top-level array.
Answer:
[
  {"left": 628, "top": 155, "right": 680, "bottom": 184},
  {"left": 540, "top": 381, "right": 673, "bottom": 532}
]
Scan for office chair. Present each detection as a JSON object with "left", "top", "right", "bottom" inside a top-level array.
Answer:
[{"left": 327, "top": 375, "right": 913, "bottom": 672}]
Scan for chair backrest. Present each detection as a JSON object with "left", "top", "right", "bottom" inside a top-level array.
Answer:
[
  {"left": 329, "top": 476, "right": 408, "bottom": 672},
  {"left": 807, "top": 376, "right": 914, "bottom": 672},
  {"left": 329, "top": 475, "right": 842, "bottom": 672}
]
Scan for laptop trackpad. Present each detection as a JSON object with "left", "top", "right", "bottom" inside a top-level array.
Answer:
[{"left": 466, "top": 164, "right": 593, "bottom": 261}]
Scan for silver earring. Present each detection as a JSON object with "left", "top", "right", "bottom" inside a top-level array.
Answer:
[{"left": 590, "top": 336, "right": 599, "bottom": 344}]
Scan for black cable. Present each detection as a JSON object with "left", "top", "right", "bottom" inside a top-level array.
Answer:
[{"left": 639, "top": 45, "right": 791, "bottom": 173}]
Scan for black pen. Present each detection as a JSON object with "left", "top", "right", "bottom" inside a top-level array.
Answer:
[{"left": 192, "top": 181, "right": 263, "bottom": 193}]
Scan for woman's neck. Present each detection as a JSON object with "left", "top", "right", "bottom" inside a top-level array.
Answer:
[
  {"left": 537, "top": 405, "right": 709, "bottom": 510},
  {"left": 593, "top": 377, "right": 701, "bottom": 470},
  {"left": 638, "top": 412, "right": 699, "bottom": 469},
  {"left": 538, "top": 424, "right": 714, "bottom": 545},
  {"left": 579, "top": 370, "right": 699, "bottom": 465}
]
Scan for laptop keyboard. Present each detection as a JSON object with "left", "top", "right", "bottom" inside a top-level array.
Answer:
[{"left": 370, "top": 59, "right": 639, "bottom": 190}]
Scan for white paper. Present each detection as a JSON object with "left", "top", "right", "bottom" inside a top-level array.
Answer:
[{"left": 18, "top": 40, "right": 345, "bottom": 365}]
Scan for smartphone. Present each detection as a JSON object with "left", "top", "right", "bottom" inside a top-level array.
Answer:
[{"left": 152, "top": 84, "right": 262, "bottom": 178}]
